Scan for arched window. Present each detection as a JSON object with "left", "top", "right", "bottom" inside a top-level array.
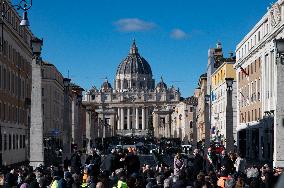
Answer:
[{"left": 190, "top": 121, "right": 193, "bottom": 129}]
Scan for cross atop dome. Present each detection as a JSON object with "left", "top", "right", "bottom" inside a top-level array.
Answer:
[{"left": 130, "top": 39, "right": 138, "bottom": 54}]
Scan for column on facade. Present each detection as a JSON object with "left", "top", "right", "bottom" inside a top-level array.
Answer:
[
  {"left": 145, "top": 108, "right": 148, "bottom": 129},
  {"left": 166, "top": 115, "right": 170, "bottom": 138},
  {"left": 110, "top": 115, "right": 115, "bottom": 137},
  {"left": 85, "top": 110, "right": 93, "bottom": 152},
  {"left": 153, "top": 113, "right": 157, "bottom": 137},
  {"left": 127, "top": 108, "right": 131, "bottom": 130},
  {"left": 142, "top": 108, "right": 146, "bottom": 130},
  {"left": 117, "top": 108, "right": 121, "bottom": 130},
  {"left": 121, "top": 108, "right": 124, "bottom": 130},
  {"left": 136, "top": 107, "right": 139, "bottom": 129}
]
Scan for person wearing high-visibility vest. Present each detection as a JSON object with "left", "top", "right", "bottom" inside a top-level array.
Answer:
[{"left": 81, "top": 168, "right": 89, "bottom": 187}]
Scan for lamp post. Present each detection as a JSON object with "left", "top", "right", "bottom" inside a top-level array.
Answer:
[
  {"left": 29, "top": 37, "right": 44, "bottom": 168},
  {"left": 204, "top": 94, "right": 211, "bottom": 153},
  {"left": 76, "top": 94, "right": 83, "bottom": 149},
  {"left": 0, "top": 0, "right": 32, "bottom": 50},
  {"left": 272, "top": 38, "right": 284, "bottom": 167},
  {"left": 225, "top": 78, "right": 234, "bottom": 152},
  {"left": 62, "top": 78, "right": 71, "bottom": 160}
]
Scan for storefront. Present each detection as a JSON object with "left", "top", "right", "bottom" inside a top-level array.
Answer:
[{"left": 237, "top": 118, "right": 273, "bottom": 162}]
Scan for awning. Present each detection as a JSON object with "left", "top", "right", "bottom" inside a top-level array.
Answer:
[
  {"left": 236, "top": 121, "right": 262, "bottom": 131},
  {"left": 236, "top": 123, "right": 248, "bottom": 131}
]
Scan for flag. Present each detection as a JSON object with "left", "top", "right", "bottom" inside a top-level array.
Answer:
[{"left": 240, "top": 66, "right": 249, "bottom": 76}]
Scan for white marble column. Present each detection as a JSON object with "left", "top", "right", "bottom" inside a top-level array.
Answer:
[
  {"left": 117, "top": 108, "right": 121, "bottom": 130},
  {"left": 142, "top": 108, "right": 145, "bottom": 130},
  {"left": 136, "top": 107, "right": 139, "bottom": 129},
  {"left": 127, "top": 108, "right": 131, "bottom": 130},
  {"left": 110, "top": 115, "right": 115, "bottom": 137},
  {"left": 145, "top": 108, "right": 148, "bottom": 129},
  {"left": 86, "top": 110, "right": 92, "bottom": 152},
  {"left": 121, "top": 108, "right": 124, "bottom": 130}
]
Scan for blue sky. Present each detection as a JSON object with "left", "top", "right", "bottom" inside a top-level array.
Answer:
[{"left": 28, "top": 0, "right": 269, "bottom": 97}]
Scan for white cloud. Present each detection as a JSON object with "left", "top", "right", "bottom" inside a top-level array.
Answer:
[
  {"left": 114, "top": 18, "right": 156, "bottom": 32},
  {"left": 170, "top": 28, "right": 188, "bottom": 40}
]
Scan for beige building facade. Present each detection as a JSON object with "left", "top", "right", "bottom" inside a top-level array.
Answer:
[
  {"left": 41, "top": 62, "right": 64, "bottom": 150},
  {"left": 171, "top": 97, "right": 197, "bottom": 142},
  {"left": 235, "top": 0, "right": 284, "bottom": 166},
  {"left": 195, "top": 73, "right": 207, "bottom": 143},
  {"left": 0, "top": 0, "right": 34, "bottom": 165}
]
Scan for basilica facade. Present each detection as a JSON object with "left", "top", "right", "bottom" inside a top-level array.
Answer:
[{"left": 83, "top": 41, "right": 180, "bottom": 140}]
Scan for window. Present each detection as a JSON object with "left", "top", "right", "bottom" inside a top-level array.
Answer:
[
  {"left": 20, "top": 135, "right": 22, "bottom": 148},
  {"left": 8, "top": 134, "right": 11, "bottom": 150},
  {"left": 255, "top": 109, "right": 257, "bottom": 120},
  {"left": 13, "top": 134, "right": 15, "bottom": 149},
  {"left": 252, "top": 110, "right": 254, "bottom": 121},
  {"left": 42, "top": 88, "right": 44, "bottom": 97},
  {"left": 0, "top": 133, "right": 2, "bottom": 151},
  {"left": 16, "top": 135, "right": 18, "bottom": 149},
  {"left": 248, "top": 111, "right": 250, "bottom": 122},
  {"left": 23, "top": 135, "right": 25, "bottom": 148},
  {"left": 190, "top": 121, "right": 193, "bottom": 128},
  {"left": 251, "top": 62, "right": 253, "bottom": 74},
  {"left": 4, "top": 134, "right": 7, "bottom": 151},
  {"left": 0, "top": 65, "right": 2, "bottom": 89},
  {"left": 258, "top": 31, "right": 261, "bottom": 41},
  {"left": 254, "top": 35, "right": 257, "bottom": 45},
  {"left": 255, "top": 60, "right": 257, "bottom": 72},
  {"left": 259, "top": 108, "right": 261, "bottom": 119},
  {"left": 3, "top": 68, "right": 6, "bottom": 89},
  {"left": 42, "top": 104, "right": 44, "bottom": 115}
]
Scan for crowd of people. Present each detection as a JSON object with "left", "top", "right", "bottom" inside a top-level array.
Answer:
[{"left": 0, "top": 145, "right": 283, "bottom": 188}]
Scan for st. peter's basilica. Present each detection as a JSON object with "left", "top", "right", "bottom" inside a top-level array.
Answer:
[{"left": 84, "top": 41, "right": 180, "bottom": 140}]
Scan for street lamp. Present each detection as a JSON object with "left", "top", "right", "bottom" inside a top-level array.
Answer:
[
  {"left": 77, "top": 94, "right": 83, "bottom": 104},
  {"left": 273, "top": 38, "right": 284, "bottom": 167},
  {"left": 1, "top": 0, "right": 32, "bottom": 50},
  {"left": 225, "top": 78, "right": 234, "bottom": 91},
  {"left": 30, "top": 36, "right": 44, "bottom": 168},
  {"left": 225, "top": 77, "right": 234, "bottom": 152},
  {"left": 31, "top": 38, "right": 43, "bottom": 56},
  {"left": 204, "top": 94, "right": 211, "bottom": 153},
  {"left": 63, "top": 77, "right": 71, "bottom": 160},
  {"left": 275, "top": 38, "right": 284, "bottom": 65}
]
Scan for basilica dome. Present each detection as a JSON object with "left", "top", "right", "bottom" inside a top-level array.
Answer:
[
  {"left": 101, "top": 79, "right": 112, "bottom": 92},
  {"left": 116, "top": 40, "right": 152, "bottom": 76},
  {"left": 156, "top": 77, "right": 168, "bottom": 91}
]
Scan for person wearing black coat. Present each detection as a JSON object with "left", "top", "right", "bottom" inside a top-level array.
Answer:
[
  {"left": 4, "top": 169, "right": 17, "bottom": 188},
  {"left": 124, "top": 150, "right": 140, "bottom": 176},
  {"left": 85, "top": 150, "right": 101, "bottom": 179},
  {"left": 219, "top": 150, "right": 234, "bottom": 176},
  {"left": 70, "top": 151, "right": 82, "bottom": 174},
  {"left": 192, "top": 149, "right": 204, "bottom": 178},
  {"left": 205, "top": 148, "right": 218, "bottom": 174},
  {"left": 100, "top": 149, "right": 118, "bottom": 174}
]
